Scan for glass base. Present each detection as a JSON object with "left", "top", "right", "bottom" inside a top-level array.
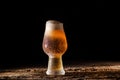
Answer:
[{"left": 46, "top": 70, "right": 65, "bottom": 75}]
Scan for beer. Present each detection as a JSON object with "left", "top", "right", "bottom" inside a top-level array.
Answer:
[
  {"left": 43, "top": 30, "right": 67, "bottom": 57},
  {"left": 42, "top": 20, "right": 68, "bottom": 75}
]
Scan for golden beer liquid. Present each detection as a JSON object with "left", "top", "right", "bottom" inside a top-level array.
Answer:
[{"left": 43, "top": 30, "right": 67, "bottom": 57}]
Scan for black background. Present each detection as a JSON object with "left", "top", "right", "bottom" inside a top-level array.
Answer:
[
  {"left": 1, "top": 2, "right": 120, "bottom": 68},
  {"left": 96, "top": 0, "right": 104, "bottom": 8}
]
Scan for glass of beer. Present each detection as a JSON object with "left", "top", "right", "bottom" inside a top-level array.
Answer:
[{"left": 42, "top": 20, "right": 68, "bottom": 75}]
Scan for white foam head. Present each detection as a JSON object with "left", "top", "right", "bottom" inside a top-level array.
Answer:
[
  {"left": 44, "top": 20, "right": 64, "bottom": 36},
  {"left": 45, "top": 20, "right": 63, "bottom": 31}
]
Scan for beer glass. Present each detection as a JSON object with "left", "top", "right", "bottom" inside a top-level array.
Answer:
[{"left": 42, "top": 20, "right": 68, "bottom": 75}]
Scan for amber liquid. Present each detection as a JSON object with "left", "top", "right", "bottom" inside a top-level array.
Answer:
[{"left": 42, "top": 30, "right": 67, "bottom": 57}]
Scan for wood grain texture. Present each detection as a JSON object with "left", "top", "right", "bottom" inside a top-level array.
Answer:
[{"left": 0, "top": 62, "right": 120, "bottom": 80}]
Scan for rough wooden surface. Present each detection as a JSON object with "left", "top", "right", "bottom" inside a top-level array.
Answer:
[{"left": 0, "top": 62, "right": 120, "bottom": 80}]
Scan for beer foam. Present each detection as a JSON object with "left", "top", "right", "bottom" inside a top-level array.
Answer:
[
  {"left": 45, "top": 20, "right": 63, "bottom": 35},
  {"left": 46, "top": 20, "right": 62, "bottom": 24}
]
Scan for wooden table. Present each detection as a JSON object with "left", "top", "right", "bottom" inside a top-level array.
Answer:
[{"left": 0, "top": 62, "right": 120, "bottom": 80}]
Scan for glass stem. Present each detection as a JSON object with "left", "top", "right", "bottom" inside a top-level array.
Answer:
[{"left": 46, "top": 56, "right": 65, "bottom": 75}]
